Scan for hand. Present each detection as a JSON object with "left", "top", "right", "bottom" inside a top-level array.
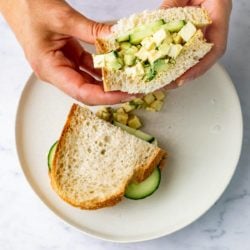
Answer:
[
  {"left": 161, "top": 0, "right": 232, "bottom": 89},
  {"left": 0, "top": 0, "right": 133, "bottom": 105}
]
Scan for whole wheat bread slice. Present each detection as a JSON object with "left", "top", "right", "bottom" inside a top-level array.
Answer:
[
  {"left": 95, "top": 7, "right": 213, "bottom": 94},
  {"left": 50, "top": 104, "right": 166, "bottom": 209}
]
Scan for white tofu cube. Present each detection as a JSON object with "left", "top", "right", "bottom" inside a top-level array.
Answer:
[
  {"left": 135, "top": 47, "right": 149, "bottom": 61},
  {"left": 92, "top": 54, "right": 105, "bottom": 68},
  {"left": 167, "top": 44, "right": 183, "bottom": 58},
  {"left": 125, "top": 66, "right": 137, "bottom": 77},
  {"left": 148, "top": 50, "right": 162, "bottom": 64},
  {"left": 153, "top": 29, "right": 167, "bottom": 46},
  {"left": 125, "top": 62, "right": 144, "bottom": 78},
  {"left": 158, "top": 43, "right": 171, "bottom": 57},
  {"left": 141, "top": 37, "right": 156, "bottom": 50},
  {"left": 178, "top": 22, "right": 197, "bottom": 42},
  {"left": 164, "top": 30, "right": 173, "bottom": 44},
  {"left": 134, "top": 62, "right": 145, "bottom": 76}
]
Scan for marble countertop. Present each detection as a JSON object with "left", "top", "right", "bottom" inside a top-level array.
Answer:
[{"left": 0, "top": 1, "right": 249, "bottom": 249}]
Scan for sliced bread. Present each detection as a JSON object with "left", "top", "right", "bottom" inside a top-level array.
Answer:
[
  {"left": 50, "top": 104, "right": 166, "bottom": 209},
  {"left": 95, "top": 7, "right": 213, "bottom": 94}
]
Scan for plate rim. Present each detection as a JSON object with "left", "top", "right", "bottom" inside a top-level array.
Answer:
[{"left": 14, "top": 64, "right": 243, "bottom": 243}]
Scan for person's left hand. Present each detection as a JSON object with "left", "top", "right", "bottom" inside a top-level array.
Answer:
[{"left": 0, "top": 0, "right": 134, "bottom": 105}]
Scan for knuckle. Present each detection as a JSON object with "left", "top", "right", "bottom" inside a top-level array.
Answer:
[
  {"left": 75, "top": 94, "right": 92, "bottom": 105},
  {"left": 76, "top": 87, "right": 95, "bottom": 105},
  {"left": 90, "top": 22, "right": 106, "bottom": 39},
  {"left": 30, "top": 59, "right": 42, "bottom": 78},
  {"left": 23, "top": 48, "right": 46, "bottom": 81},
  {"left": 34, "top": 67, "right": 46, "bottom": 82},
  {"left": 29, "top": 57, "right": 47, "bottom": 82}
]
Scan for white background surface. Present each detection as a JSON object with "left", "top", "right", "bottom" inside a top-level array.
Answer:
[{"left": 0, "top": 1, "right": 249, "bottom": 249}]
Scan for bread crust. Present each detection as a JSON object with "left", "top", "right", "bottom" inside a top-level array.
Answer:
[
  {"left": 95, "top": 40, "right": 111, "bottom": 92},
  {"left": 50, "top": 104, "right": 167, "bottom": 210},
  {"left": 132, "top": 148, "right": 167, "bottom": 183},
  {"left": 50, "top": 104, "right": 77, "bottom": 204}
]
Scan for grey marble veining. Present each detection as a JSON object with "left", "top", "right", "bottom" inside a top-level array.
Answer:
[{"left": 0, "top": 1, "right": 250, "bottom": 249}]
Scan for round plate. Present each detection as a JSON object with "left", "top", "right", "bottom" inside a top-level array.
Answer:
[{"left": 15, "top": 61, "right": 242, "bottom": 242}]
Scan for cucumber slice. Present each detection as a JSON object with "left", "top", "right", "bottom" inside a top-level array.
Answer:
[
  {"left": 116, "top": 34, "right": 130, "bottom": 42},
  {"left": 120, "top": 42, "right": 131, "bottom": 50},
  {"left": 114, "top": 121, "right": 154, "bottom": 142},
  {"left": 125, "top": 167, "right": 161, "bottom": 199},
  {"left": 135, "top": 129, "right": 155, "bottom": 142},
  {"left": 154, "top": 59, "right": 169, "bottom": 72},
  {"left": 124, "top": 46, "right": 139, "bottom": 55},
  {"left": 162, "top": 20, "right": 185, "bottom": 33},
  {"left": 47, "top": 141, "right": 58, "bottom": 171},
  {"left": 151, "top": 138, "right": 158, "bottom": 146},
  {"left": 124, "top": 54, "right": 136, "bottom": 66},
  {"left": 105, "top": 51, "right": 117, "bottom": 62},
  {"left": 130, "top": 20, "right": 165, "bottom": 45},
  {"left": 144, "top": 66, "right": 156, "bottom": 81},
  {"left": 106, "top": 61, "right": 123, "bottom": 70}
]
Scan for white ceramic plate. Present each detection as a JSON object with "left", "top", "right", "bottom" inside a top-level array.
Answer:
[{"left": 15, "top": 61, "right": 242, "bottom": 242}]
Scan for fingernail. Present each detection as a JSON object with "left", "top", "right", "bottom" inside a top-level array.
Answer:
[{"left": 121, "top": 96, "right": 137, "bottom": 103}]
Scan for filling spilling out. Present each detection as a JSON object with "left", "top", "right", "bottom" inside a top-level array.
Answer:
[{"left": 93, "top": 19, "right": 198, "bottom": 82}]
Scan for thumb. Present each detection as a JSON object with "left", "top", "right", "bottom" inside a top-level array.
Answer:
[
  {"left": 74, "top": 16, "right": 112, "bottom": 43},
  {"left": 160, "top": 0, "right": 190, "bottom": 8},
  {"left": 55, "top": 7, "right": 111, "bottom": 43}
]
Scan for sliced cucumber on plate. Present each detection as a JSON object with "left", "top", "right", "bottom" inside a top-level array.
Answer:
[
  {"left": 113, "top": 121, "right": 155, "bottom": 143},
  {"left": 47, "top": 141, "right": 58, "bottom": 171},
  {"left": 125, "top": 167, "right": 161, "bottom": 200}
]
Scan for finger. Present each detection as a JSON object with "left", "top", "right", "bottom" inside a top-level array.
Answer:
[
  {"left": 61, "top": 39, "right": 84, "bottom": 67},
  {"left": 175, "top": 46, "right": 218, "bottom": 86},
  {"left": 77, "top": 69, "right": 101, "bottom": 84},
  {"left": 59, "top": 39, "right": 102, "bottom": 78},
  {"left": 71, "top": 16, "right": 112, "bottom": 43},
  {"left": 160, "top": 0, "right": 189, "bottom": 8},
  {"left": 51, "top": 4, "right": 112, "bottom": 43},
  {"left": 163, "top": 81, "right": 179, "bottom": 90},
  {"left": 46, "top": 64, "right": 133, "bottom": 105},
  {"left": 38, "top": 51, "right": 134, "bottom": 105},
  {"left": 202, "top": 1, "right": 231, "bottom": 49},
  {"left": 78, "top": 85, "right": 136, "bottom": 106}
]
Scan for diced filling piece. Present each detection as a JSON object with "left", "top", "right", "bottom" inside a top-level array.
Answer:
[
  {"left": 96, "top": 91, "right": 166, "bottom": 128},
  {"left": 93, "top": 20, "right": 197, "bottom": 82}
]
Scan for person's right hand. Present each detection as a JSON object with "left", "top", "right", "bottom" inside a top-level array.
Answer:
[{"left": 0, "top": 0, "right": 134, "bottom": 105}]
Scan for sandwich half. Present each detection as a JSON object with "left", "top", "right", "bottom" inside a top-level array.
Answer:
[
  {"left": 50, "top": 104, "right": 166, "bottom": 209},
  {"left": 93, "top": 7, "right": 213, "bottom": 94}
]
